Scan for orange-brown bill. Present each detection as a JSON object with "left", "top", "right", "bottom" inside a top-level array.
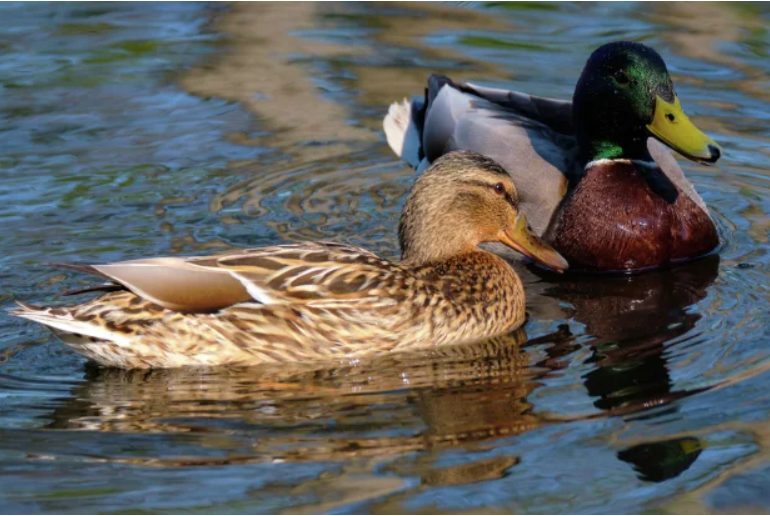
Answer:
[{"left": 499, "top": 213, "right": 569, "bottom": 273}]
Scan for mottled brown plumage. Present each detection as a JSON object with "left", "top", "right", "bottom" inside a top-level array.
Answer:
[
  {"left": 11, "top": 151, "right": 566, "bottom": 369},
  {"left": 545, "top": 160, "right": 719, "bottom": 271}
]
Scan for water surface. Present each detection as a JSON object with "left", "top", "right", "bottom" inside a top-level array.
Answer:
[{"left": 2, "top": 2, "right": 770, "bottom": 513}]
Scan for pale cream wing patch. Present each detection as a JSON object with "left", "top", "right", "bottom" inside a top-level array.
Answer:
[{"left": 90, "top": 257, "right": 251, "bottom": 313}]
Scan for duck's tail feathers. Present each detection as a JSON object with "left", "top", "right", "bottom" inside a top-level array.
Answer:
[
  {"left": 9, "top": 302, "right": 115, "bottom": 344},
  {"left": 10, "top": 301, "right": 74, "bottom": 327},
  {"left": 12, "top": 300, "right": 44, "bottom": 312},
  {"left": 383, "top": 97, "right": 424, "bottom": 169}
]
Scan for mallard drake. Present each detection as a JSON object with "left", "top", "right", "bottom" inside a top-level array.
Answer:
[
  {"left": 384, "top": 41, "right": 722, "bottom": 272},
  {"left": 11, "top": 151, "right": 567, "bottom": 369}
]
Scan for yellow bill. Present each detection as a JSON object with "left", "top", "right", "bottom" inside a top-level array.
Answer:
[
  {"left": 647, "top": 95, "right": 722, "bottom": 164},
  {"left": 499, "top": 213, "right": 568, "bottom": 273}
]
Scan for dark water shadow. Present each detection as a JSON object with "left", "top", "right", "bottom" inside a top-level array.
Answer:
[
  {"left": 529, "top": 255, "right": 720, "bottom": 482},
  {"left": 618, "top": 437, "right": 704, "bottom": 483}
]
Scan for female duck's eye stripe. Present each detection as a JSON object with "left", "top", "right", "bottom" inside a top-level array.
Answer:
[
  {"left": 455, "top": 179, "right": 518, "bottom": 208},
  {"left": 457, "top": 179, "right": 496, "bottom": 189}
]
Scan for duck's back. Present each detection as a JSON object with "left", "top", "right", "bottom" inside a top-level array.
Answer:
[{"left": 387, "top": 77, "right": 579, "bottom": 236}]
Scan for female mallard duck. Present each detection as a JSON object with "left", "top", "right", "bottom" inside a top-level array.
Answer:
[
  {"left": 12, "top": 152, "right": 567, "bottom": 369},
  {"left": 384, "top": 41, "right": 722, "bottom": 272}
]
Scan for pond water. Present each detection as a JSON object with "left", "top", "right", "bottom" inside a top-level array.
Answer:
[{"left": 1, "top": 2, "right": 770, "bottom": 513}]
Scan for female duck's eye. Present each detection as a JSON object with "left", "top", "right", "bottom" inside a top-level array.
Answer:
[
  {"left": 614, "top": 71, "right": 630, "bottom": 85},
  {"left": 494, "top": 183, "right": 505, "bottom": 194}
]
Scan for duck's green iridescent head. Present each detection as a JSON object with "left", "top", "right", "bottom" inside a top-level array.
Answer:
[{"left": 573, "top": 41, "right": 721, "bottom": 164}]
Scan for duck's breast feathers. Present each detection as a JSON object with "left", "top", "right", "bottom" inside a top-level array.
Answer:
[
  {"left": 548, "top": 158, "right": 718, "bottom": 271},
  {"left": 61, "top": 242, "right": 415, "bottom": 313}
]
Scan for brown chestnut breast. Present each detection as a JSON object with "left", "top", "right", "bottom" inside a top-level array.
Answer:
[{"left": 544, "top": 161, "right": 719, "bottom": 272}]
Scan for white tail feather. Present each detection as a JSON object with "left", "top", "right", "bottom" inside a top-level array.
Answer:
[
  {"left": 383, "top": 99, "right": 422, "bottom": 168},
  {"left": 11, "top": 308, "right": 130, "bottom": 347}
]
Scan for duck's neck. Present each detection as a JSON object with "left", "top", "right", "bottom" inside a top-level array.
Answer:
[
  {"left": 405, "top": 250, "right": 520, "bottom": 297},
  {"left": 399, "top": 237, "right": 478, "bottom": 268},
  {"left": 583, "top": 137, "right": 653, "bottom": 165},
  {"left": 408, "top": 249, "right": 526, "bottom": 330},
  {"left": 398, "top": 250, "right": 526, "bottom": 345},
  {"left": 404, "top": 247, "right": 492, "bottom": 271}
]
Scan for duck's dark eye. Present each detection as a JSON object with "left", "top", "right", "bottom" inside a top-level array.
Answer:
[
  {"left": 614, "top": 70, "right": 630, "bottom": 85},
  {"left": 494, "top": 183, "right": 505, "bottom": 194}
]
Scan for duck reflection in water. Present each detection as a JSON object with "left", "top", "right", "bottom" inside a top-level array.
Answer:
[
  {"left": 538, "top": 255, "right": 719, "bottom": 412},
  {"left": 42, "top": 326, "right": 558, "bottom": 487},
  {"left": 618, "top": 437, "right": 704, "bottom": 483},
  {"left": 527, "top": 254, "right": 719, "bottom": 482}
]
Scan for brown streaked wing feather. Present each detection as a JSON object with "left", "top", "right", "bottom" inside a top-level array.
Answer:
[
  {"left": 47, "top": 242, "right": 411, "bottom": 314},
  {"left": 210, "top": 242, "right": 414, "bottom": 306}
]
